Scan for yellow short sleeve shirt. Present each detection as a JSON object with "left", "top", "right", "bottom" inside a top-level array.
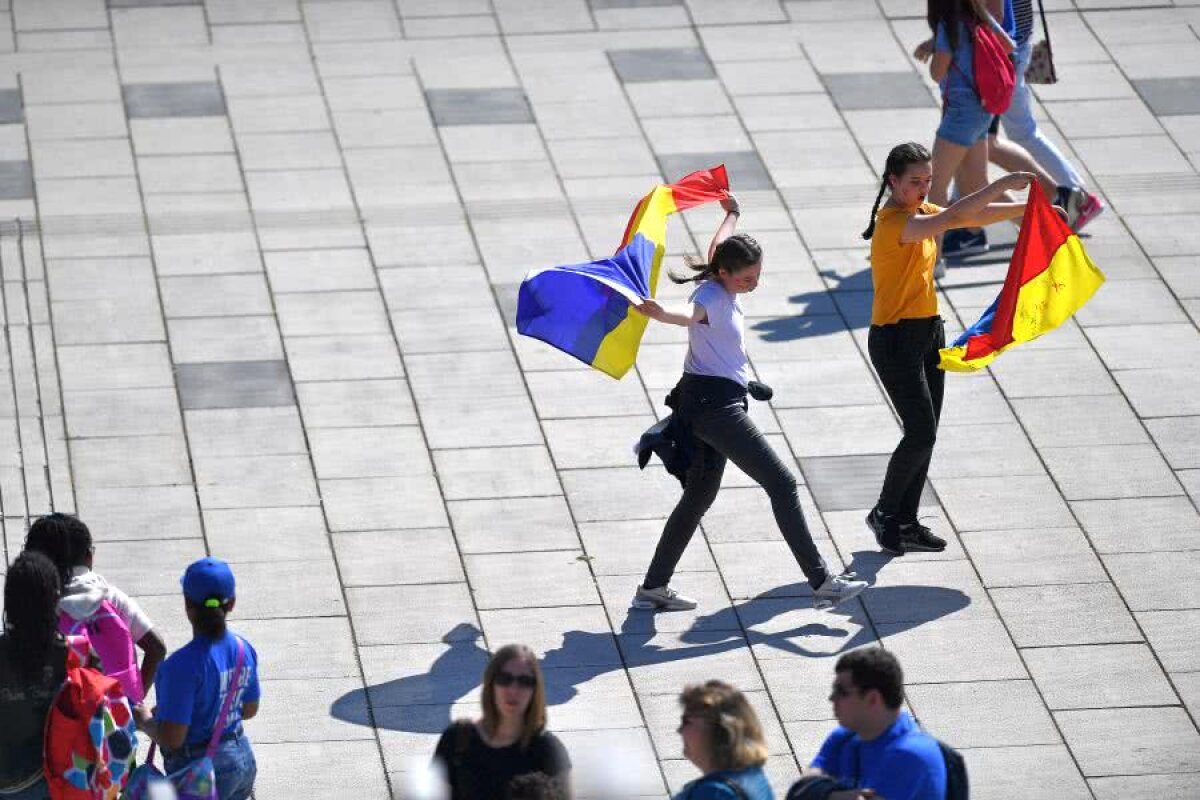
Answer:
[{"left": 870, "top": 202, "right": 942, "bottom": 326}]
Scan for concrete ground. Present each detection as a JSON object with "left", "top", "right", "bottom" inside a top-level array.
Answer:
[{"left": 0, "top": 0, "right": 1198, "bottom": 798}]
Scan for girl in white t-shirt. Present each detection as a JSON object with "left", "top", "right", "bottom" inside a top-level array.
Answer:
[
  {"left": 24, "top": 512, "right": 166, "bottom": 701},
  {"left": 633, "top": 196, "right": 867, "bottom": 612}
]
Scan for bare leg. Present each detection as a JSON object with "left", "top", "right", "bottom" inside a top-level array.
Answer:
[
  {"left": 930, "top": 135, "right": 970, "bottom": 258},
  {"left": 989, "top": 133, "right": 1056, "bottom": 196}
]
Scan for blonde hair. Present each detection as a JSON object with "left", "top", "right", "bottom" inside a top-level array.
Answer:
[
  {"left": 480, "top": 644, "right": 547, "bottom": 750},
  {"left": 679, "top": 680, "right": 769, "bottom": 771}
]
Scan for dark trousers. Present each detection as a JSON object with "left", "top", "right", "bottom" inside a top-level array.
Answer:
[
  {"left": 868, "top": 317, "right": 946, "bottom": 522},
  {"left": 644, "top": 375, "right": 830, "bottom": 590}
]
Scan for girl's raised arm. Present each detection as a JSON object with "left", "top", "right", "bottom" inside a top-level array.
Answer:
[
  {"left": 707, "top": 194, "right": 741, "bottom": 262},
  {"left": 901, "top": 172, "right": 1035, "bottom": 242}
]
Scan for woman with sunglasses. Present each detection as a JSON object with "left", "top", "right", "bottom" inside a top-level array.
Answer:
[
  {"left": 675, "top": 680, "right": 773, "bottom": 799},
  {"left": 433, "top": 644, "right": 571, "bottom": 800}
]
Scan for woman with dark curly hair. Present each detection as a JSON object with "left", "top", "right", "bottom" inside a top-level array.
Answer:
[{"left": 0, "top": 551, "right": 69, "bottom": 800}]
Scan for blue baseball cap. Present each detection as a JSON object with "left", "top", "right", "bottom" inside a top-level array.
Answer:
[{"left": 181, "top": 557, "right": 236, "bottom": 608}]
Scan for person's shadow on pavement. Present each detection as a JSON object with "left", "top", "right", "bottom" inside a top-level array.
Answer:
[{"left": 331, "top": 554, "right": 970, "bottom": 734}]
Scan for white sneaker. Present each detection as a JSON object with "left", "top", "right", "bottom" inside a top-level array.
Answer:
[
  {"left": 813, "top": 573, "right": 868, "bottom": 611},
  {"left": 632, "top": 584, "right": 698, "bottom": 611}
]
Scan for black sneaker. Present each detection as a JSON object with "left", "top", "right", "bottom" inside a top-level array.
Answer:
[
  {"left": 866, "top": 506, "right": 904, "bottom": 556},
  {"left": 898, "top": 520, "right": 947, "bottom": 553},
  {"left": 942, "top": 228, "right": 989, "bottom": 259}
]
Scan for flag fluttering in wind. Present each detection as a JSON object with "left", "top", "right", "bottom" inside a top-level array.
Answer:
[
  {"left": 939, "top": 182, "right": 1105, "bottom": 373},
  {"left": 516, "top": 166, "right": 730, "bottom": 379}
]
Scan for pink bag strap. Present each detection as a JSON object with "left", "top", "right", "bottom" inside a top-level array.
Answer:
[{"left": 206, "top": 636, "right": 246, "bottom": 759}]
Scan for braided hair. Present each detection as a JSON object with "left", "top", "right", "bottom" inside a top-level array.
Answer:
[
  {"left": 25, "top": 512, "right": 93, "bottom": 586},
  {"left": 669, "top": 233, "right": 762, "bottom": 285},
  {"left": 862, "top": 142, "right": 933, "bottom": 240},
  {"left": 3, "top": 550, "right": 62, "bottom": 679}
]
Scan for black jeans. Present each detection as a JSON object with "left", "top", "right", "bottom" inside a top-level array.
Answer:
[
  {"left": 868, "top": 317, "right": 946, "bottom": 522},
  {"left": 643, "top": 375, "right": 830, "bottom": 590}
]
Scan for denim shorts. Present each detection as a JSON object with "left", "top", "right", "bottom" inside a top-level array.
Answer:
[
  {"left": 937, "top": 88, "right": 992, "bottom": 147},
  {"left": 164, "top": 735, "right": 256, "bottom": 800}
]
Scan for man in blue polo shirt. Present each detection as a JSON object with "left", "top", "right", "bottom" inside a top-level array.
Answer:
[{"left": 809, "top": 649, "right": 946, "bottom": 800}]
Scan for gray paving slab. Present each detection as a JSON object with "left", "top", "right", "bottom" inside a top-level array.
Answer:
[
  {"left": 176, "top": 360, "right": 296, "bottom": 410},
  {"left": 0, "top": 160, "right": 33, "bottom": 199},
  {"left": 962, "top": 744, "right": 1091, "bottom": 800},
  {"left": 1090, "top": 774, "right": 1200, "bottom": 800},
  {"left": 1133, "top": 77, "right": 1200, "bottom": 116},
  {"left": 609, "top": 48, "right": 715, "bottom": 83},
  {"left": 658, "top": 150, "right": 774, "bottom": 190},
  {"left": 992, "top": 583, "right": 1143, "bottom": 647},
  {"left": 426, "top": 87, "right": 534, "bottom": 126},
  {"left": 1024, "top": 643, "right": 1179, "bottom": 710},
  {"left": 822, "top": 72, "right": 936, "bottom": 110},
  {"left": 1071, "top": 496, "right": 1200, "bottom": 553},
  {"left": 1056, "top": 706, "right": 1200, "bottom": 776},
  {"left": 203, "top": 505, "right": 327, "bottom": 564},
  {"left": 961, "top": 527, "right": 1108, "bottom": 588},
  {"left": 907, "top": 679, "right": 1061, "bottom": 749},
  {"left": 800, "top": 453, "right": 933, "bottom": 512},
  {"left": 877, "top": 616, "right": 1027, "bottom": 683},
  {"left": 123, "top": 81, "right": 226, "bottom": 118}
]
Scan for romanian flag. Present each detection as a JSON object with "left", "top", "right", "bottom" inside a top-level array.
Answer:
[
  {"left": 939, "top": 182, "right": 1105, "bottom": 372},
  {"left": 516, "top": 166, "right": 730, "bottom": 379}
]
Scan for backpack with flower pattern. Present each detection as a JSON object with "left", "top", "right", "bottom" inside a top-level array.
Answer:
[{"left": 44, "top": 644, "right": 137, "bottom": 799}]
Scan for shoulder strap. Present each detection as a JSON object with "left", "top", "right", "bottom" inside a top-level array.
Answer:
[
  {"left": 206, "top": 636, "right": 246, "bottom": 758},
  {"left": 1036, "top": 0, "right": 1052, "bottom": 50}
]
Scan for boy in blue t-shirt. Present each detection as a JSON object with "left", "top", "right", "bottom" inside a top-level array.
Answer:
[
  {"left": 808, "top": 649, "right": 946, "bottom": 800},
  {"left": 133, "top": 557, "right": 261, "bottom": 800}
]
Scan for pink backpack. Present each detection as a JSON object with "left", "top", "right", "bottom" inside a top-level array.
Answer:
[
  {"left": 58, "top": 600, "right": 143, "bottom": 704},
  {"left": 972, "top": 22, "right": 1015, "bottom": 114}
]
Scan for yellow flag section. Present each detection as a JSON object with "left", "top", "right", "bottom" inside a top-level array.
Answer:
[
  {"left": 939, "top": 183, "right": 1105, "bottom": 373},
  {"left": 516, "top": 165, "right": 729, "bottom": 378},
  {"left": 591, "top": 185, "right": 677, "bottom": 378}
]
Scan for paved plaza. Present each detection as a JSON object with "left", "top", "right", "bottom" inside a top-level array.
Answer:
[{"left": 0, "top": 0, "right": 1198, "bottom": 797}]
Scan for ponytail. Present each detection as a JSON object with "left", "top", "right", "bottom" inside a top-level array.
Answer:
[
  {"left": 863, "top": 142, "right": 933, "bottom": 241},
  {"left": 669, "top": 255, "right": 719, "bottom": 285},
  {"left": 669, "top": 233, "right": 762, "bottom": 284},
  {"left": 187, "top": 598, "right": 228, "bottom": 639},
  {"left": 861, "top": 179, "right": 888, "bottom": 240}
]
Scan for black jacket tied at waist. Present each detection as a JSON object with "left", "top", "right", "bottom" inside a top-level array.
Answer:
[{"left": 635, "top": 374, "right": 773, "bottom": 486}]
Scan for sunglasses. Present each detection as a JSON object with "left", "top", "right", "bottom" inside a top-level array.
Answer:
[
  {"left": 829, "top": 682, "right": 861, "bottom": 700},
  {"left": 494, "top": 670, "right": 536, "bottom": 689}
]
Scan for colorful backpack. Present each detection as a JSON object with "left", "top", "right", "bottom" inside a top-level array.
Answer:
[
  {"left": 971, "top": 22, "right": 1016, "bottom": 114},
  {"left": 58, "top": 599, "right": 143, "bottom": 704},
  {"left": 44, "top": 647, "right": 138, "bottom": 800}
]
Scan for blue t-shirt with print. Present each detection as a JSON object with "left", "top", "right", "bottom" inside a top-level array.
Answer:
[
  {"left": 811, "top": 712, "right": 946, "bottom": 800},
  {"left": 935, "top": 20, "right": 976, "bottom": 92},
  {"left": 155, "top": 632, "right": 260, "bottom": 748},
  {"left": 674, "top": 766, "right": 773, "bottom": 800}
]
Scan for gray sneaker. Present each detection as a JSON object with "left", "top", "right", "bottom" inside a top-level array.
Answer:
[
  {"left": 813, "top": 573, "right": 868, "bottom": 611},
  {"left": 632, "top": 584, "right": 698, "bottom": 611},
  {"left": 933, "top": 257, "right": 946, "bottom": 280}
]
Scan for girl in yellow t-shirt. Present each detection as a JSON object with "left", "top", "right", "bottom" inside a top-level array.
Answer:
[{"left": 861, "top": 141, "right": 1035, "bottom": 556}]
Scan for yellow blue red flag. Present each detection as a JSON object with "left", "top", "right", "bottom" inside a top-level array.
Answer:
[
  {"left": 939, "top": 182, "right": 1105, "bottom": 372},
  {"left": 516, "top": 166, "right": 730, "bottom": 379}
]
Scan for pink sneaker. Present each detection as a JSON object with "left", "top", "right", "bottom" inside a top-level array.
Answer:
[{"left": 1072, "top": 191, "right": 1106, "bottom": 232}]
